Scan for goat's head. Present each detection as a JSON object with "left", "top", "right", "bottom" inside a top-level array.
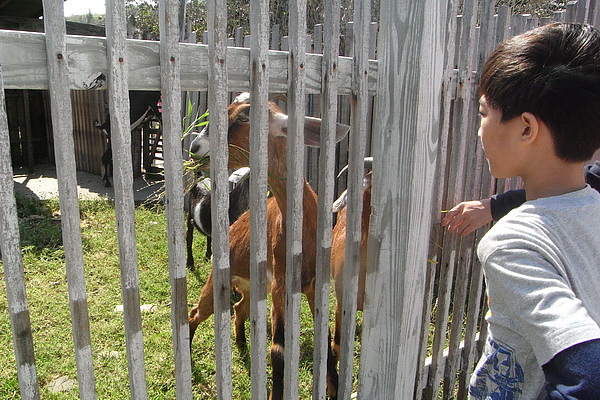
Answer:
[{"left": 189, "top": 93, "right": 350, "bottom": 173}]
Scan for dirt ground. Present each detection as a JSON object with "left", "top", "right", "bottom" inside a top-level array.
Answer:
[{"left": 12, "top": 163, "right": 165, "bottom": 204}]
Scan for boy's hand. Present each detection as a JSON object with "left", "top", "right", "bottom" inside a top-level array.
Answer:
[{"left": 441, "top": 199, "right": 492, "bottom": 236}]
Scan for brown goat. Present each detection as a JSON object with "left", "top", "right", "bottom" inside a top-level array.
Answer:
[
  {"left": 330, "top": 163, "right": 372, "bottom": 360},
  {"left": 187, "top": 95, "right": 349, "bottom": 399}
]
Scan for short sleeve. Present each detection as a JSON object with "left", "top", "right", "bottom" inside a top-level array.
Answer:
[{"left": 482, "top": 242, "right": 600, "bottom": 365}]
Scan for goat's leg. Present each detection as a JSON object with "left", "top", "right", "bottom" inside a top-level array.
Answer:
[
  {"left": 332, "top": 304, "right": 342, "bottom": 362},
  {"left": 185, "top": 214, "right": 195, "bottom": 270},
  {"left": 101, "top": 147, "right": 112, "bottom": 187},
  {"left": 269, "top": 278, "right": 285, "bottom": 400},
  {"left": 188, "top": 272, "right": 215, "bottom": 346},
  {"left": 304, "top": 280, "right": 339, "bottom": 398},
  {"left": 205, "top": 236, "right": 212, "bottom": 259},
  {"left": 232, "top": 277, "right": 250, "bottom": 349}
]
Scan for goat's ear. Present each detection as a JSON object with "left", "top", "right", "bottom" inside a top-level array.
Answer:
[
  {"left": 302, "top": 117, "right": 351, "bottom": 147},
  {"left": 335, "top": 123, "right": 351, "bottom": 142},
  {"left": 303, "top": 116, "right": 323, "bottom": 147}
]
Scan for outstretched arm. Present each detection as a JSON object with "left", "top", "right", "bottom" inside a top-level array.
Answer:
[
  {"left": 441, "top": 199, "right": 492, "bottom": 236},
  {"left": 442, "top": 189, "right": 529, "bottom": 236}
]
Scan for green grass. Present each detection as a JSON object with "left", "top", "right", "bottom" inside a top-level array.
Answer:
[{"left": 0, "top": 194, "right": 358, "bottom": 399}]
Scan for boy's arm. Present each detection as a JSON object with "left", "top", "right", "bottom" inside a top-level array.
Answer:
[
  {"left": 442, "top": 189, "right": 527, "bottom": 236},
  {"left": 441, "top": 199, "right": 492, "bottom": 236},
  {"left": 542, "top": 338, "right": 600, "bottom": 399},
  {"left": 490, "top": 189, "right": 526, "bottom": 220}
]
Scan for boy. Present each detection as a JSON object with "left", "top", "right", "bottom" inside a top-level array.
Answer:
[{"left": 463, "top": 23, "right": 600, "bottom": 399}]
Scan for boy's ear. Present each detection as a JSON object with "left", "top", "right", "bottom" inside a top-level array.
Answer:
[{"left": 519, "top": 112, "right": 539, "bottom": 143}]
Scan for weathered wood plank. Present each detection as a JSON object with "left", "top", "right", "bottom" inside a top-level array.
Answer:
[
  {"left": 590, "top": 0, "right": 600, "bottom": 26},
  {"left": 0, "top": 68, "right": 41, "bottom": 400},
  {"left": 0, "top": 30, "right": 377, "bottom": 94},
  {"left": 312, "top": 2, "right": 340, "bottom": 399},
  {"left": 358, "top": 0, "right": 446, "bottom": 398},
  {"left": 158, "top": 1, "right": 193, "bottom": 399},
  {"left": 105, "top": 0, "right": 149, "bottom": 397},
  {"left": 42, "top": 0, "right": 97, "bottom": 398},
  {"left": 337, "top": 0, "right": 370, "bottom": 399},
  {"left": 425, "top": 10, "right": 464, "bottom": 399},
  {"left": 443, "top": 0, "right": 480, "bottom": 396},
  {"left": 285, "top": 1, "right": 307, "bottom": 398},
  {"left": 206, "top": 0, "right": 233, "bottom": 398},
  {"left": 249, "top": 0, "right": 270, "bottom": 398}
]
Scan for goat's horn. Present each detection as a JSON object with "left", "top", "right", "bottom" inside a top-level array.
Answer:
[{"left": 336, "top": 156, "right": 374, "bottom": 179}]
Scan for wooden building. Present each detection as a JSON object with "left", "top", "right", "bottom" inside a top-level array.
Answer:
[{"left": 2, "top": 0, "right": 159, "bottom": 179}]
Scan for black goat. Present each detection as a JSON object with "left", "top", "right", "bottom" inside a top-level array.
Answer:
[
  {"left": 93, "top": 91, "right": 162, "bottom": 187},
  {"left": 185, "top": 167, "right": 251, "bottom": 269}
]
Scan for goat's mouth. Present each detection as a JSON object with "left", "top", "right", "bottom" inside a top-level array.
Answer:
[{"left": 183, "top": 155, "right": 211, "bottom": 178}]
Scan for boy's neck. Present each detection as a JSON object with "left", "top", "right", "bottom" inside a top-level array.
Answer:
[{"left": 522, "top": 160, "right": 587, "bottom": 201}]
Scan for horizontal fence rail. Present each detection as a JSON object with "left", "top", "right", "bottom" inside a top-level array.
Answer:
[{"left": 0, "top": 0, "right": 598, "bottom": 399}]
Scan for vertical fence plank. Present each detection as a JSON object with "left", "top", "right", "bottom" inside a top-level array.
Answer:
[
  {"left": 566, "top": 1, "right": 578, "bottom": 22},
  {"left": 104, "top": 0, "right": 149, "bottom": 397},
  {"left": 249, "top": 0, "right": 269, "bottom": 398},
  {"left": 442, "top": 0, "right": 480, "bottom": 397},
  {"left": 285, "top": 1, "right": 307, "bottom": 398},
  {"left": 425, "top": 10, "right": 465, "bottom": 399},
  {"left": 42, "top": 1, "right": 97, "bottom": 398},
  {"left": 0, "top": 69, "right": 40, "bottom": 400},
  {"left": 576, "top": 0, "right": 590, "bottom": 22},
  {"left": 158, "top": 1, "right": 193, "bottom": 398},
  {"left": 418, "top": 2, "right": 460, "bottom": 396},
  {"left": 206, "top": 0, "right": 233, "bottom": 398},
  {"left": 452, "top": 3, "right": 497, "bottom": 397},
  {"left": 337, "top": 0, "right": 370, "bottom": 398},
  {"left": 590, "top": 0, "right": 600, "bottom": 26},
  {"left": 358, "top": 0, "right": 446, "bottom": 398},
  {"left": 312, "top": 2, "right": 341, "bottom": 399}
]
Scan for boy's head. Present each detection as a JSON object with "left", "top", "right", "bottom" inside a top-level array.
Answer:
[{"left": 480, "top": 23, "right": 600, "bottom": 162}]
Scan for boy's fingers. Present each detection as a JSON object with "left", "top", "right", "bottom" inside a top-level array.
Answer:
[{"left": 441, "top": 208, "right": 460, "bottom": 226}]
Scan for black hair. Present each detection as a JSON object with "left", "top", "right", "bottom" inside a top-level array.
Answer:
[{"left": 480, "top": 23, "right": 600, "bottom": 162}]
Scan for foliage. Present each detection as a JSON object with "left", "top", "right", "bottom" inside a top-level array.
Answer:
[
  {"left": 121, "top": 0, "right": 380, "bottom": 42},
  {"left": 67, "top": 1, "right": 569, "bottom": 43},
  {"left": 126, "top": 0, "right": 161, "bottom": 40},
  {"left": 65, "top": 11, "right": 105, "bottom": 26},
  {"left": 496, "top": 0, "right": 569, "bottom": 16},
  {"left": 181, "top": 96, "right": 210, "bottom": 187}
]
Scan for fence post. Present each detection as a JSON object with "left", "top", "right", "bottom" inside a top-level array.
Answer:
[
  {"left": 42, "top": 0, "right": 97, "bottom": 397},
  {"left": 358, "top": 0, "right": 447, "bottom": 398},
  {"left": 248, "top": 0, "right": 270, "bottom": 398},
  {"left": 105, "top": 0, "right": 149, "bottom": 397},
  {"left": 158, "top": 0, "right": 193, "bottom": 398},
  {"left": 285, "top": 0, "right": 308, "bottom": 398},
  {"left": 0, "top": 68, "right": 40, "bottom": 400},
  {"left": 206, "top": 0, "right": 233, "bottom": 398}
]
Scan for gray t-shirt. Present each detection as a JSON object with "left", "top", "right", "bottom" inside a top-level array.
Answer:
[{"left": 469, "top": 186, "right": 600, "bottom": 400}]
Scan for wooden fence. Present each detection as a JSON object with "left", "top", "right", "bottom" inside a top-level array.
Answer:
[{"left": 0, "top": 0, "right": 599, "bottom": 399}]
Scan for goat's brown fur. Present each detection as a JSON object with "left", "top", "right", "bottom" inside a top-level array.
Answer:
[
  {"left": 188, "top": 98, "right": 346, "bottom": 399},
  {"left": 330, "top": 172, "right": 372, "bottom": 360}
]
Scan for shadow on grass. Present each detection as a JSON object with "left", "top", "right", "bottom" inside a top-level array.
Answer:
[{"left": 15, "top": 193, "right": 63, "bottom": 251}]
